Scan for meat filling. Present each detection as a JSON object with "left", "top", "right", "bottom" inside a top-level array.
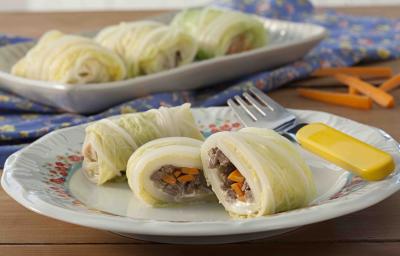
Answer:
[
  {"left": 208, "top": 147, "right": 253, "bottom": 202},
  {"left": 174, "top": 51, "right": 182, "bottom": 67},
  {"left": 227, "top": 34, "right": 252, "bottom": 55},
  {"left": 83, "top": 143, "right": 97, "bottom": 162},
  {"left": 150, "top": 165, "right": 209, "bottom": 197}
]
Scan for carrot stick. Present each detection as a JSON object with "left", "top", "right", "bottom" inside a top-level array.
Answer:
[
  {"left": 297, "top": 88, "right": 372, "bottom": 110},
  {"left": 335, "top": 73, "right": 395, "bottom": 108},
  {"left": 380, "top": 74, "right": 400, "bottom": 92},
  {"left": 231, "top": 183, "right": 244, "bottom": 199},
  {"left": 348, "top": 87, "right": 358, "bottom": 95},
  {"left": 312, "top": 67, "right": 393, "bottom": 79},
  {"left": 173, "top": 170, "right": 182, "bottom": 177},
  {"left": 177, "top": 174, "right": 195, "bottom": 184},
  {"left": 181, "top": 167, "right": 199, "bottom": 175},
  {"left": 228, "top": 170, "right": 245, "bottom": 183},
  {"left": 162, "top": 175, "right": 177, "bottom": 185}
]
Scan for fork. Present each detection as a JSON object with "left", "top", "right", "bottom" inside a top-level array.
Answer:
[{"left": 227, "top": 86, "right": 395, "bottom": 181}]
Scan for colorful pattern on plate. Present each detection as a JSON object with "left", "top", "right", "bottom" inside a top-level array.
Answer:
[
  {"left": 42, "top": 149, "right": 84, "bottom": 208},
  {"left": 198, "top": 119, "right": 242, "bottom": 137}
]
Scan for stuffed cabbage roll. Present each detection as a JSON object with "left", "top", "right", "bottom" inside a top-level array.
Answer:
[
  {"left": 11, "top": 30, "right": 126, "bottom": 83},
  {"left": 95, "top": 21, "right": 198, "bottom": 77},
  {"left": 127, "top": 137, "right": 214, "bottom": 206},
  {"left": 82, "top": 103, "right": 204, "bottom": 185},
  {"left": 171, "top": 8, "right": 267, "bottom": 59},
  {"left": 200, "top": 128, "right": 315, "bottom": 218}
]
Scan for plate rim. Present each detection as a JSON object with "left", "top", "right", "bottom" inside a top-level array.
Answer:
[{"left": 2, "top": 108, "right": 399, "bottom": 237}]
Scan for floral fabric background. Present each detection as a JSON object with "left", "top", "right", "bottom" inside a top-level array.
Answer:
[{"left": 1, "top": 0, "right": 400, "bottom": 166}]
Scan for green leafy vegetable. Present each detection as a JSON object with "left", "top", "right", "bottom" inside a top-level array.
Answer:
[
  {"left": 172, "top": 8, "right": 267, "bottom": 59},
  {"left": 95, "top": 21, "right": 198, "bottom": 77},
  {"left": 12, "top": 30, "right": 126, "bottom": 83},
  {"left": 201, "top": 128, "right": 316, "bottom": 218},
  {"left": 82, "top": 104, "right": 204, "bottom": 185}
]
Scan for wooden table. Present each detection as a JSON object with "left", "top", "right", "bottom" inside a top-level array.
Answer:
[{"left": 1, "top": 7, "right": 400, "bottom": 256}]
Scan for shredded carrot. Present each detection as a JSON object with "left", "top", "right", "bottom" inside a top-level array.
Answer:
[
  {"left": 227, "top": 170, "right": 245, "bottom": 183},
  {"left": 380, "top": 74, "right": 400, "bottom": 92},
  {"left": 177, "top": 174, "right": 195, "bottom": 184},
  {"left": 173, "top": 170, "right": 182, "bottom": 177},
  {"left": 297, "top": 88, "right": 372, "bottom": 110},
  {"left": 181, "top": 167, "right": 199, "bottom": 175},
  {"left": 312, "top": 67, "right": 393, "bottom": 79},
  {"left": 162, "top": 175, "right": 177, "bottom": 185},
  {"left": 231, "top": 183, "right": 244, "bottom": 199},
  {"left": 335, "top": 74, "right": 395, "bottom": 108}
]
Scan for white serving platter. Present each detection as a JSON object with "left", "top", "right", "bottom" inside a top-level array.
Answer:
[{"left": 0, "top": 12, "right": 326, "bottom": 113}]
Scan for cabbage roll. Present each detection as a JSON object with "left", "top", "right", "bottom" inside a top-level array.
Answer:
[
  {"left": 11, "top": 30, "right": 126, "bottom": 83},
  {"left": 82, "top": 103, "right": 204, "bottom": 185},
  {"left": 171, "top": 8, "right": 267, "bottom": 59},
  {"left": 201, "top": 127, "right": 315, "bottom": 218},
  {"left": 95, "top": 21, "right": 198, "bottom": 77},
  {"left": 127, "top": 137, "right": 214, "bottom": 206}
]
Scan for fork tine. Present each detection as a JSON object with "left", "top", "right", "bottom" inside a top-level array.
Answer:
[
  {"left": 227, "top": 99, "right": 254, "bottom": 126},
  {"left": 249, "top": 87, "right": 287, "bottom": 113},
  {"left": 242, "top": 92, "right": 267, "bottom": 117},
  {"left": 228, "top": 87, "right": 296, "bottom": 131},
  {"left": 233, "top": 95, "right": 260, "bottom": 121}
]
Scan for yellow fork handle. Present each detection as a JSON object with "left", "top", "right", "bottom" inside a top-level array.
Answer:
[{"left": 296, "top": 123, "right": 395, "bottom": 181}]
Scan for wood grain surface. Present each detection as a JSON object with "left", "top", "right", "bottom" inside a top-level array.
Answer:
[{"left": 1, "top": 6, "right": 400, "bottom": 256}]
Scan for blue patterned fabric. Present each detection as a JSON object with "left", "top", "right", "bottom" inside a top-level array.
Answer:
[{"left": 1, "top": 0, "right": 400, "bottom": 167}]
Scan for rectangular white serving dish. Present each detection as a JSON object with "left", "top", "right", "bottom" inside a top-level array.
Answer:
[{"left": 0, "top": 12, "right": 326, "bottom": 113}]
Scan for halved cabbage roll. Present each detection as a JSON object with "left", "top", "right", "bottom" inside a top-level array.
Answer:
[
  {"left": 127, "top": 137, "right": 214, "bottom": 206},
  {"left": 11, "top": 30, "right": 126, "bottom": 83},
  {"left": 82, "top": 103, "right": 204, "bottom": 185},
  {"left": 95, "top": 21, "right": 198, "bottom": 78},
  {"left": 201, "top": 128, "right": 316, "bottom": 218},
  {"left": 171, "top": 8, "right": 267, "bottom": 59}
]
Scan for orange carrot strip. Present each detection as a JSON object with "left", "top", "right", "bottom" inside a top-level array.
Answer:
[
  {"left": 312, "top": 67, "right": 392, "bottom": 79},
  {"left": 297, "top": 88, "right": 372, "bottom": 110},
  {"left": 227, "top": 170, "right": 245, "bottom": 183},
  {"left": 181, "top": 167, "right": 199, "bottom": 175},
  {"left": 335, "top": 73, "right": 395, "bottom": 108},
  {"left": 348, "top": 86, "right": 358, "bottom": 95},
  {"left": 173, "top": 170, "right": 182, "bottom": 177},
  {"left": 162, "top": 175, "right": 177, "bottom": 185},
  {"left": 177, "top": 174, "right": 195, "bottom": 184},
  {"left": 231, "top": 183, "right": 244, "bottom": 199},
  {"left": 380, "top": 74, "right": 400, "bottom": 92}
]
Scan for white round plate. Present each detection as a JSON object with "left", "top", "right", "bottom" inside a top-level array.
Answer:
[{"left": 2, "top": 107, "right": 400, "bottom": 244}]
